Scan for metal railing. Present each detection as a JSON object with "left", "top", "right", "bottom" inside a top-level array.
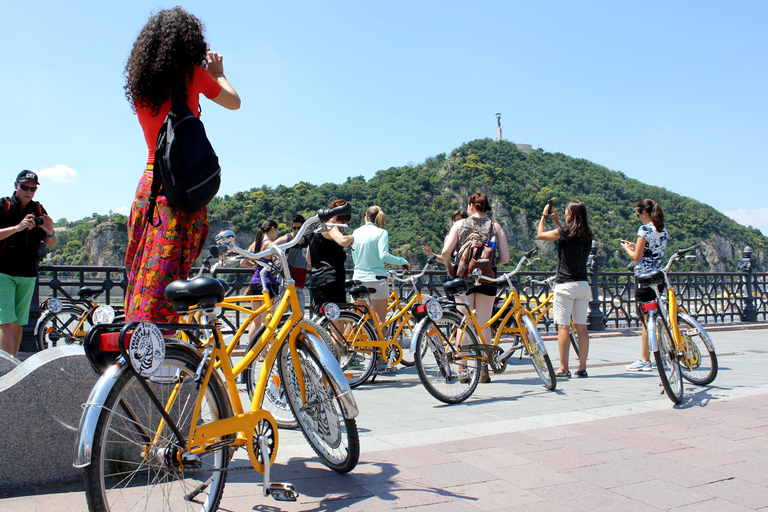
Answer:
[{"left": 24, "top": 264, "right": 767, "bottom": 352}]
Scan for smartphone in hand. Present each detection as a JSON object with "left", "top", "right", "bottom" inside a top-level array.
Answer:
[{"left": 546, "top": 199, "right": 553, "bottom": 215}]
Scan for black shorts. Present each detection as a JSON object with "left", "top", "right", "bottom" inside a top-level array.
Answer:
[
  {"left": 310, "top": 281, "right": 346, "bottom": 307},
  {"left": 468, "top": 282, "right": 498, "bottom": 297},
  {"left": 635, "top": 282, "right": 665, "bottom": 305},
  {"left": 246, "top": 282, "right": 280, "bottom": 297}
]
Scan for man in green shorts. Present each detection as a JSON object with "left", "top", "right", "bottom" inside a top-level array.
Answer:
[{"left": 0, "top": 171, "right": 56, "bottom": 356}]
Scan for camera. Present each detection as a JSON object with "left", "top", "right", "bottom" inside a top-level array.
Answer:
[
  {"left": 33, "top": 216, "right": 44, "bottom": 226},
  {"left": 545, "top": 199, "right": 553, "bottom": 215}
]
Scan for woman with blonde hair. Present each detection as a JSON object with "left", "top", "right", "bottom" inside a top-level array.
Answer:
[{"left": 352, "top": 206, "right": 410, "bottom": 326}]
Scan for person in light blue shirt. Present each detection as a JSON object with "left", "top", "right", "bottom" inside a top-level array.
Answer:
[{"left": 352, "top": 205, "right": 410, "bottom": 325}]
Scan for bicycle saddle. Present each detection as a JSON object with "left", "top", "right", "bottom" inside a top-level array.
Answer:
[
  {"left": 636, "top": 270, "right": 665, "bottom": 288},
  {"left": 349, "top": 285, "right": 376, "bottom": 300},
  {"left": 78, "top": 286, "right": 103, "bottom": 299},
  {"left": 443, "top": 278, "right": 474, "bottom": 295},
  {"left": 165, "top": 277, "right": 228, "bottom": 312},
  {"left": 345, "top": 279, "right": 362, "bottom": 289}
]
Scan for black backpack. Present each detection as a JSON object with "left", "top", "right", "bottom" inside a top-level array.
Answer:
[{"left": 147, "top": 92, "right": 221, "bottom": 225}]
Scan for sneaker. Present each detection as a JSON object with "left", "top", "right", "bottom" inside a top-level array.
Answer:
[
  {"left": 384, "top": 366, "right": 398, "bottom": 374},
  {"left": 626, "top": 359, "right": 652, "bottom": 372},
  {"left": 648, "top": 360, "right": 657, "bottom": 372}
]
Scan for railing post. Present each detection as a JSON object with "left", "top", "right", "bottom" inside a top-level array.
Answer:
[
  {"left": 587, "top": 241, "right": 606, "bottom": 331},
  {"left": 739, "top": 246, "right": 757, "bottom": 322}
]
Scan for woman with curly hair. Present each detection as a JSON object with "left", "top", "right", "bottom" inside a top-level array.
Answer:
[{"left": 123, "top": 7, "right": 240, "bottom": 323}]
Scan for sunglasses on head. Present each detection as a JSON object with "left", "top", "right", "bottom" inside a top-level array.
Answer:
[{"left": 19, "top": 184, "right": 37, "bottom": 192}]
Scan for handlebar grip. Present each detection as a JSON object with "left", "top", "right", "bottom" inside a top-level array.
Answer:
[
  {"left": 427, "top": 255, "right": 437, "bottom": 265},
  {"left": 317, "top": 202, "right": 352, "bottom": 222},
  {"left": 524, "top": 247, "right": 539, "bottom": 259},
  {"left": 209, "top": 245, "right": 229, "bottom": 258}
]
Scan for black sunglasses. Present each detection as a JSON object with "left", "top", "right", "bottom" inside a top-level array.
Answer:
[
  {"left": 19, "top": 184, "right": 37, "bottom": 192},
  {"left": 291, "top": 226, "right": 300, "bottom": 230}
]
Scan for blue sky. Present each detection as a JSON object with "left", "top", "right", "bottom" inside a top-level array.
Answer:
[{"left": 2, "top": 1, "right": 766, "bottom": 236}]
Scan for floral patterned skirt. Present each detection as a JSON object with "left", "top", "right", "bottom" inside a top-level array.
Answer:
[{"left": 124, "top": 168, "right": 209, "bottom": 323}]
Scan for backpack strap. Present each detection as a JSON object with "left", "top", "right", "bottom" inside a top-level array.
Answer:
[{"left": 145, "top": 164, "right": 163, "bottom": 228}]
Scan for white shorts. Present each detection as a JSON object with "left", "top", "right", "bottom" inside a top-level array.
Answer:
[
  {"left": 553, "top": 281, "right": 591, "bottom": 326},
  {"left": 360, "top": 280, "right": 390, "bottom": 300}
]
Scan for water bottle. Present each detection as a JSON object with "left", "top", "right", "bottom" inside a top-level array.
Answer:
[{"left": 488, "top": 235, "right": 497, "bottom": 252}]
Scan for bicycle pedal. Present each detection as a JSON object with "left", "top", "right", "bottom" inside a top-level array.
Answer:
[{"left": 266, "top": 483, "right": 299, "bottom": 502}]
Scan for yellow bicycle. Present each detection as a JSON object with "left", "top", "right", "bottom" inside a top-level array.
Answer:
[{"left": 74, "top": 204, "right": 359, "bottom": 511}]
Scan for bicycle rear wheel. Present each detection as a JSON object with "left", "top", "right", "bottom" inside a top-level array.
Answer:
[
  {"left": 278, "top": 336, "right": 360, "bottom": 473},
  {"left": 654, "top": 318, "right": 684, "bottom": 404},
  {"left": 83, "top": 344, "right": 233, "bottom": 512},
  {"left": 519, "top": 315, "right": 557, "bottom": 390},
  {"left": 36, "top": 306, "right": 90, "bottom": 350},
  {"left": 414, "top": 311, "right": 481, "bottom": 404},
  {"left": 319, "top": 310, "right": 376, "bottom": 387},
  {"left": 390, "top": 314, "right": 416, "bottom": 366},
  {"left": 569, "top": 322, "right": 579, "bottom": 359},
  {"left": 677, "top": 315, "right": 718, "bottom": 386}
]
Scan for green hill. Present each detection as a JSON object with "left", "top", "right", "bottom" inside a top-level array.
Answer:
[{"left": 51, "top": 138, "right": 766, "bottom": 272}]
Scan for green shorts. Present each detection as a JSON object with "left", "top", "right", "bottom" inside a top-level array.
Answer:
[{"left": 0, "top": 273, "right": 37, "bottom": 325}]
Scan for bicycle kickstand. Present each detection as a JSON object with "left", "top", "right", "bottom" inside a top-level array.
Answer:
[{"left": 259, "top": 435, "right": 298, "bottom": 502}]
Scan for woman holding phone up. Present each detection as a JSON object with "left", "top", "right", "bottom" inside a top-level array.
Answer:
[{"left": 537, "top": 200, "right": 593, "bottom": 378}]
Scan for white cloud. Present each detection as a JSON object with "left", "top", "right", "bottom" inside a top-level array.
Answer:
[
  {"left": 36, "top": 164, "right": 78, "bottom": 183},
  {"left": 113, "top": 206, "right": 130, "bottom": 214},
  {"left": 725, "top": 208, "right": 768, "bottom": 236}
]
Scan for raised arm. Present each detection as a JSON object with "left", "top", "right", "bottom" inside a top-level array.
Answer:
[{"left": 206, "top": 51, "right": 241, "bottom": 110}]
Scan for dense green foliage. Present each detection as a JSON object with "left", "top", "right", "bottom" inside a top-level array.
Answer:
[
  {"left": 49, "top": 213, "right": 128, "bottom": 265},
  {"left": 49, "top": 139, "right": 766, "bottom": 271}
]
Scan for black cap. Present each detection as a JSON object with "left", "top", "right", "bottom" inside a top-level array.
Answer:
[{"left": 16, "top": 170, "right": 40, "bottom": 184}]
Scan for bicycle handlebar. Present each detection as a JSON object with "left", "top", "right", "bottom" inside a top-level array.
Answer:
[
  {"left": 388, "top": 255, "right": 436, "bottom": 283},
  {"left": 662, "top": 245, "right": 696, "bottom": 273}
]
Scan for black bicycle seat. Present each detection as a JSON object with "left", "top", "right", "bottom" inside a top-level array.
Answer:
[
  {"left": 165, "top": 277, "right": 228, "bottom": 312},
  {"left": 345, "top": 279, "right": 362, "bottom": 289},
  {"left": 443, "top": 278, "right": 474, "bottom": 296},
  {"left": 78, "top": 287, "right": 103, "bottom": 299},
  {"left": 349, "top": 285, "right": 376, "bottom": 300},
  {"left": 636, "top": 270, "right": 665, "bottom": 288}
]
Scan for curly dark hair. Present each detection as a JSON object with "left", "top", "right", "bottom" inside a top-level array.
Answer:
[{"left": 124, "top": 7, "right": 207, "bottom": 116}]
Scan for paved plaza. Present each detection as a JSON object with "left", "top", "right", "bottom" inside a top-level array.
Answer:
[{"left": 2, "top": 325, "right": 767, "bottom": 511}]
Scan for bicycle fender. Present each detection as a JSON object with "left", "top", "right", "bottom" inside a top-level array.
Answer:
[
  {"left": 301, "top": 331, "right": 360, "bottom": 419},
  {"left": 677, "top": 312, "right": 715, "bottom": 351},
  {"left": 73, "top": 359, "right": 127, "bottom": 468},
  {"left": 521, "top": 315, "right": 548, "bottom": 355},
  {"left": 410, "top": 316, "right": 431, "bottom": 354},
  {"left": 33, "top": 311, "right": 49, "bottom": 336},
  {"left": 647, "top": 312, "right": 659, "bottom": 352}
]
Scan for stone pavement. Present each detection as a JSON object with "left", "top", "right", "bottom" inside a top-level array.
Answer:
[{"left": 2, "top": 325, "right": 767, "bottom": 511}]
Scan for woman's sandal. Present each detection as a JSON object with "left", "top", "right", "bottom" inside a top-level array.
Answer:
[
  {"left": 555, "top": 370, "right": 571, "bottom": 378},
  {"left": 575, "top": 369, "right": 588, "bottom": 378}
]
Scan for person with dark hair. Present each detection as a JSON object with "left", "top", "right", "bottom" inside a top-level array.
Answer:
[
  {"left": 537, "top": 200, "right": 593, "bottom": 378},
  {"left": 274, "top": 214, "right": 309, "bottom": 314},
  {"left": 621, "top": 198, "right": 669, "bottom": 372},
  {"left": 422, "top": 210, "right": 468, "bottom": 265},
  {"left": 441, "top": 193, "right": 509, "bottom": 383},
  {"left": 307, "top": 199, "right": 354, "bottom": 311},
  {"left": 123, "top": 7, "right": 240, "bottom": 324},
  {"left": 352, "top": 206, "right": 410, "bottom": 325},
  {"left": 0, "top": 171, "right": 55, "bottom": 356},
  {"left": 241, "top": 220, "right": 280, "bottom": 350}
]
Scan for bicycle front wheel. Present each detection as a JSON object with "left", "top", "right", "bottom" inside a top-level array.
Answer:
[
  {"left": 518, "top": 315, "right": 557, "bottom": 390},
  {"left": 654, "top": 318, "right": 684, "bottom": 404},
  {"left": 414, "top": 311, "right": 481, "bottom": 404},
  {"left": 278, "top": 337, "right": 360, "bottom": 473},
  {"left": 36, "top": 306, "right": 89, "bottom": 350},
  {"left": 677, "top": 315, "right": 718, "bottom": 386},
  {"left": 83, "top": 344, "right": 233, "bottom": 512}
]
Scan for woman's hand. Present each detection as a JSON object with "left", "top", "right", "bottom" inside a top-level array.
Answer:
[{"left": 422, "top": 245, "right": 435, "bottom": 257}]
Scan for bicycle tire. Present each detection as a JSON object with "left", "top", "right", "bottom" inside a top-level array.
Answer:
[
  {"left": 677, "top": 315, "right": 718, "bottom": 386},
  {"left": 278, "top": 336, "right": 360, "bottom": 473},
  {"left": 519, "top": 315, "right": 557, "bottom": 391},
  {"left": 569, "top": 323, "right": 580, "bottom": 359},
  {"left": 318, "top": 310, "right": 376, "bottom": 388},
  {"left": 36, "top": 306, "right": 90, "bottom": 350},
  {"left": 83, "top": 344, "right": 233, "bottom": 512},
  {"left": 413, "top": 310, "right": 481, "bottom": 404},
  {"left": 654, "top": 317, "right": 684, "bottom": 404}
]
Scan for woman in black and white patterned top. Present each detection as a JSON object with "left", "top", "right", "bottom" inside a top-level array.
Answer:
[{"left": 621, "top": 199, "right": 669, "bottom": 372}]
